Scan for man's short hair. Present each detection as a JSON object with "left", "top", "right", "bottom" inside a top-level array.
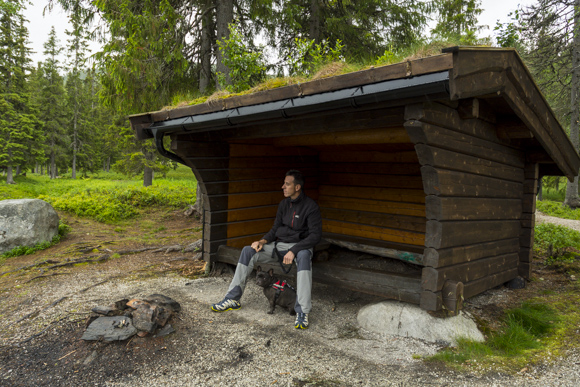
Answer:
[{"left": 286, "top": 170, "right": 304, "bottom": 187}]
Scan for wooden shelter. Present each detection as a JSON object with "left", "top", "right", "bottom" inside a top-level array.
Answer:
[{"left": 129, "top": 47, "right": 580, "bottom": 313}]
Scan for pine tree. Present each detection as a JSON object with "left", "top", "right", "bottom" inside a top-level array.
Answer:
[
  {"left": 64, "top": 4, "right": 91, "bottom": 179},
  {"left": 431, "top": 0, "right": 484, "bottom": 43},
  {"left": 519, "top": 0, "right": 580, "bottom": 207},
  {"left": 35, "top": 27, "right": 67, "bottom": 179},
  {"left": 0, "top": 0, "right": 41, "bottom": 184}
]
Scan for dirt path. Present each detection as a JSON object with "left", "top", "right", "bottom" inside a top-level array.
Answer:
[
  {"left": 536, "top": 211, "right": 580, "bottom": 231},
  {"left": 1, "top": 210, "right": 579, "bottom": 386}
]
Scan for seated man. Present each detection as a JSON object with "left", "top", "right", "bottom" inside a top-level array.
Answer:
[{"left": 211, "top": 169, "right": 322, "bottom": 329}]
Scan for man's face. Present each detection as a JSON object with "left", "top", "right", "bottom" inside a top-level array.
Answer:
[{"left": 282, "top": 175, "right": 300, "bottom": 199}]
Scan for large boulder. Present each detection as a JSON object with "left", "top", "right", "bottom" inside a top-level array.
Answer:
[{"left": 0, "top": 199, "right": 60, "bottom": 254}]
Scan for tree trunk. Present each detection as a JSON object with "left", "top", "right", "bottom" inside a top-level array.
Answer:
[
  {"left": 215, "top": 0, "right": 233, "bottom": 89},
  {"left": 6, "top": 165, "right": 15, "bottom": 184},
  {"left": 15, "top": 165, "right": 21, "bottom": 176},
  {"left": 50, "top": 150, "right": 56, "bottom": 179},
  {"left": 72, "top": 111, "right": 78, "bottom": 179},
  {"left": 565, "top": 0, "right": 580, "bottom": 208},
  {"left": 309, "top": 0, "right": 320, "bottom": 43},
  {"left": 200, "top": 0, "right": 213, "bottom": 93},
  {"left": 144, "top": 166, "right": 153, "bottom": 187}
]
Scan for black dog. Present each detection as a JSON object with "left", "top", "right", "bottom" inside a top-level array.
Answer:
[{"left": 255, "top": 266, "right": 296, "bottom": 315}]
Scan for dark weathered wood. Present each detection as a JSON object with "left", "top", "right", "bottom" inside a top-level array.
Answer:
[
  {"left": 442, "top": 280, "right": 464, "bottom": 315},
  {"left": 319, "top": 186, "right": 425, "bottom": 204},
  {"left": 426, "top": 196, "right": 522, "bottom": 221},
  {"left": 463, "top": 268, "right": 519, "bottom": 298},
  {"left": 229, "top": 143, "right": 319, "bottom": 157},
  {"left": 415, "top": 144, "right": 524, "bottom": 183},
  {"left": 421, "top": 253, "right": 518, "bottom": 291},
  {"left": 404, "top": 102, "right": 511, "bottom": 145},
  {"left": 320, "top": 150, "right": 419, "bottom": 164},
  {"left": 273, "top": 127, "right": 411, "bottom": 146},
  {"left": 497, "top": 118, "right": 533, "bottom": 139},
  {"left": 421, "top": 166, "right": 523, "bottom": 198},
  {"left": 520, "top": 213, "right": 535, "bottom": 229},
  {"left": 321, "top": 207, "right": 426, "bottom": 233},
  {"left": 426, "top": 220, "right": 521, "bottom": 249},
  {"left": 457, "top": 98, "right": 496, "bottom": 123},
  {"left": 318, "top": 196, "right": 425, "bottom": 217},
  {"left": 520, "top": 227, "right": 534, "bottom": 249},
  {"left": 404, "top": 121, "right": 525, "bottom": 168},
  {"left": 419, "top": 290, "right": 442, "bottom": 311},
  {"left": 320, "top": 162, "right": 421, "bottom": 175},
  {"left": 423, "top": 238, "right": 520, "bottom": 268},
  {"left": 324, "top": 237, "right": 424, "bottom": 265}
]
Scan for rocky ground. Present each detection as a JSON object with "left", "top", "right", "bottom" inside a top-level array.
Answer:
[{"left": 0, "top": 210, "right": 579, "bottom": 386}]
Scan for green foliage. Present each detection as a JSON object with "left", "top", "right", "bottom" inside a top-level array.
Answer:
[
  {"left": 429, "top": 301, "right": 558, "bottom": 366},
  {"left": 217, "top": 24, "right": 267, "bottom": 93},
  {"left": 288, "top": 38, "right": 344, "bottom": 77},
  {"left": 0, "top": 167, "right": 196, "bottom": 223},
  {"left": 0, "top": 220, "right": 71, "bottom": 261},
  {"left": 495, "top": 11, "right": 521, "bottom": 48},
  {"left": 536, "top": 200, "right": 580, "bottom": 220},
  {"left": 534, "top": 222, "right": 580, "bottom": 262}
]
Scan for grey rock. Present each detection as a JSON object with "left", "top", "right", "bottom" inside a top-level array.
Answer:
[
  {"left": 357, "top": 300, "right": 484, "bottom": 346},
  {"left": 82, "top": 351, "right": 98, "bottom": 365},
  {"left": 144, "top": 294, "right": 181, "bottom": 313},
  {"left": 0, "top": 199, "right": 59, "bottom": 254},
  {"left": 91, "top": 305, "right": 116, "bottom": 315},
  {"left": 132, "top": 304, "right": 157, "bottom": 333},
  {"left": 81, "top": 316, "right": 138, "bottom": 341},
  {"left": 154, "top": 324, "right": 175, "bottom": 337}
]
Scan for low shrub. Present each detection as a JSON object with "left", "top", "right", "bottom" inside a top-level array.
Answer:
[
  {"left": 534, "top": 223, "right": 580, "bottom": 262},
  {"left": 537, "top": 200, "right": 580, "bottom": 220}
]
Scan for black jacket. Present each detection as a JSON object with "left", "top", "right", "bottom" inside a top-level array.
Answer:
[{"left": 262, "top": 192, "right": 322, "bottom": 255}]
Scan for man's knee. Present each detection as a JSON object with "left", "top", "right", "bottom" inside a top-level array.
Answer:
[
  {"left": 295, "top": 250, "right": 312, "bottom": 272},
  {"left": 239, "top": 246, "right": 256, "bottom": 266}
]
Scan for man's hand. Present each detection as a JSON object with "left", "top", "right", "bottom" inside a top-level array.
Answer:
[
  {"left": 251, "top": 239, "right": 267, "bottom": 252},
  {"left": 283, "top": 250, "right": 295, "bottom": 265}
]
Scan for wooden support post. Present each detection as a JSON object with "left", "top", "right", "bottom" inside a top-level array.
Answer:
[
  {"left": 519, "top": 163, "right": 538, "bottom": 279},
  {"left": 442, "top": 280, "right": 464, "bottom": 316}
]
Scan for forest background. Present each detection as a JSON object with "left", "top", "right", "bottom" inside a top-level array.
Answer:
[{"left": 1, "top": 0, "right": 580, "bottom": 204}]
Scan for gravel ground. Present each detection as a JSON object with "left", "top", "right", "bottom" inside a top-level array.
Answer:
[
  {"left": 2, "top": 268, "right": 580, "bottom": 386},
  {"left": 536, "top": 211, "right": 580, "bottom": 231}
]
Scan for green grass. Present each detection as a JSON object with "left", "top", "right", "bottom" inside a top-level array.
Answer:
[
  {"left": 428, "top": 301, "right": 560, "bottom": 370},
  {"left": 537, "top": 200, "right": 580, "bottom": 220},
  {"left": 0, "top": 165, "right": 197, "bottom": 223}
]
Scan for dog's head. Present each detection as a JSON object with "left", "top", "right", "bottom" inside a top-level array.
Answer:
[{"left": 255, "top": 266, "right": 276, "bottom": 288}]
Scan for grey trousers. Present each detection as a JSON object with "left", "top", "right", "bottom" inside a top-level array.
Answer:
[{"left": 224, "top": 242, "right": 313, "bottom": 314}]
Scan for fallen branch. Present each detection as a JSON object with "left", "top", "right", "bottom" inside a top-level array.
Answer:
[
  {"left": 58, "top": 349, "right": 77, "bottom": 361},
  {"left": 19, "top": 316, "right": 68, "bottom": 345},
  {"left": 0, "top": 260, "right": 59, "bottom": 276},
  {"left": 117, "top": 247, "right": 158, "bottom": 255},
  {"left": 25, "top": 272, "right": 70, "bottom": 283},
  {"left": 44, "top": 255, "right": 110, "bottom": 271}
]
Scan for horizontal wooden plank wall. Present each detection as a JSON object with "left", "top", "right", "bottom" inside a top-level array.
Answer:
[
  {"left": 404, "top": 100, "right": 526, "bottom": 311},
  {"left": 224, "top": 143, "right": 320, "bottom": 250},
  {"left": 318, "top": 137, "right": 427, "bottom": 258}
]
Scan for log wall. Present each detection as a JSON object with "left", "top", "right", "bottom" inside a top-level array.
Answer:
[
  {"left": 404, "top": 100, "right": 526, "bottom": 311},
  {"left": 317, "top": 145, "right": 426, "bottom": 257}
]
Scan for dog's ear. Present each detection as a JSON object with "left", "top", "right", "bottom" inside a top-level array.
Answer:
[
  {"left": 256, "top": 266, "right": 262, "bottom": 272},
  {"left": 268, "top": 269, "right": 274, "bottom": 277}
]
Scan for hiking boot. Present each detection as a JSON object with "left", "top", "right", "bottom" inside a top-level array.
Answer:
[
  {"left": 294, "top": 312, "right": 309, "bottom": 329},
  {"left": 211, "top": 298, "right": 241, "bottom": 312}
]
